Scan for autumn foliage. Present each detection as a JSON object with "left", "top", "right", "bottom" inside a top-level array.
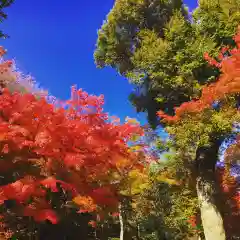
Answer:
[
  {"left": 157, "top": 26, "right": 240, "bottom": 238},
  {"left": 0, "top": 46, "right": 146, "bottom": 235},
  {"left": 157, "top": 26, "right": 240, "bottom": 123}
]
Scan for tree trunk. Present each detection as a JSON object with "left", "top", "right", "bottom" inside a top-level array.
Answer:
[
  {"left": 195, "top": 140, "right": 226, "bottom": 240},
  {"left": 136, "top": 224, "right": 140, "bottom": 240},
  {"left": 119, "top": 203, "right": 124, "bottom": 240}
]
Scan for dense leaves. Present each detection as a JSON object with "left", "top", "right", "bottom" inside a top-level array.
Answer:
[
  {"left": 0, "top": 46, "right": 151, "bottom": 239},
  {"left": 95, "top": 0, "right": 240, "bottom": 239},
  {"left": 158, "top": 28, "right": 240, "bottom": 123}
]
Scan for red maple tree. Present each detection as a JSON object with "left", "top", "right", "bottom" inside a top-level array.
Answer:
[{"left": 0, "top": 47, "right": 146, "bottom": 232}]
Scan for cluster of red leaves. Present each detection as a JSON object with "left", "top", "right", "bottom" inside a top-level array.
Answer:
[
  {"left": 187, "top": 215, "right": 197, "bottom": 228},
  {"left": 157, "top": 26, "right": 240, "bottom": 122},
  {"left": 186, "top": 214, "right": 203, "bottom": 235},
  {"left": 0, "top": 52, "right": 145, "bottom": 226}
]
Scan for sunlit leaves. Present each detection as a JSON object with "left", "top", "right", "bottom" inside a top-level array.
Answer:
[
  {"left": 158, "top": 27, "right": 240, "bottom": 123},
  {"left": 72, "top": 196, "right": 97, "bottom": 213},
  {"left": 0, "top": 52, "right": 146, "bottom": 227}
]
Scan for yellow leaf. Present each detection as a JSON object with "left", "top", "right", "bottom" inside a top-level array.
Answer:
[{"left": 72, "top": 195, "right": 97, "bottom": 212}]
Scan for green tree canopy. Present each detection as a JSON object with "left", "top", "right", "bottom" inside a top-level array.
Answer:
[{"left": 94, "top": 0, "right": 240, "bottom": 129}]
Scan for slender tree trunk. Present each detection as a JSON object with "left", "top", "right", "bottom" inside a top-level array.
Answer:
[
  {"left": 195, "top": 140, "right": 226, "bottom": 240},
  {"left": 136, "top": 224, "right": 140, "bottom": 240},
  {"left": 119, "top": 202, "right": 124, "bottom": 240}
]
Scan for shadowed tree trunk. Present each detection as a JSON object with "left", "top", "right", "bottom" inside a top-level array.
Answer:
[{"left": 195, "top": 139, "right": 226, "bottom": 240}]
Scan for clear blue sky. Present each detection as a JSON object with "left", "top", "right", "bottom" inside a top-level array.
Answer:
[{"left": 0, "top": 0, "right": 197, "bottom": 125}]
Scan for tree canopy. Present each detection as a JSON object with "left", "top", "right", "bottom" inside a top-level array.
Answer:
[{"left": 95, "top": 0, "right": 240, "bottom": 239}]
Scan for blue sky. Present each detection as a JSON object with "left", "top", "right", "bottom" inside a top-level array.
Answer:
[{"left": 0, "top": 0, "right": 197, "bottom": 125}]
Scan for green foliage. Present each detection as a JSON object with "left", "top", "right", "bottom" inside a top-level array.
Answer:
[
  {"left": 0, "top": 0, "right": 14, "bottom": 38},
  {"left": 167, "top": 102, "right": 240, "bottom": 151},
  {"left": 127, "top": 180, "right": 199, "bottom": 239},
  {"left": 193, "top": 0, "right": 240, "bottom": 45},
  {"left": 113, "top": 155, "right": 201, "bottom": 240},
  {"left": 94, "top": 0, "right": 185, "bottom": 73},
  {"left": 94, "top": 0, "right": 240, "bottom": 130}
]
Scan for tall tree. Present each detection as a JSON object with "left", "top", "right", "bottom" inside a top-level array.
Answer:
[
  {"left": 94, "top": 0, "right": 219, "bottom": 128},
  {"left": 94, "top": 0, "right": 190, "bottom": 128},
  {"left": 157, "top": 30, "right": 240, "bottom": 239},
  {"left": 94, "top": 0, "right": 240, "bottom": 239}
]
